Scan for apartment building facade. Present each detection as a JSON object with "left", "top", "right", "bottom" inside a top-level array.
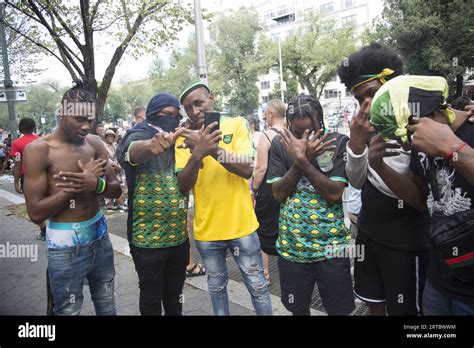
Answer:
[{"left": 255, "top": 0, "right": 383, "bottom": 118}]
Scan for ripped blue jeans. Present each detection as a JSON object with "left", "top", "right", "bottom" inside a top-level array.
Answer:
[
  {"left": 196, "top": 232, "right": 272, "bottom": 315},
  {"left": 47, "top": 232, "right": 116, "bottom": 315}
]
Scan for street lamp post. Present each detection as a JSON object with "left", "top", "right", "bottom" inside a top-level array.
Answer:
[
  {"left": 277, "top": 35, "right": 284, "bottom": 101},
  {"left": 337, "top": 90, "right": 342, "bottom": 130},
  {"left": 194, "top": 0, "right": 208, "bottom": 84},
  {"left": 338, "top": 90, "right": 342, "bottom": 111}
]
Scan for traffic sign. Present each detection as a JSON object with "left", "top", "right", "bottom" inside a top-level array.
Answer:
[{"left": 0, "top": 86, "right": 27, "bottom": 102}]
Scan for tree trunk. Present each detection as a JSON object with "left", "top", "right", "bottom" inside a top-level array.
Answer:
[
  {"left": 95, "top": 92, "right": 106, "bottom": 125},
  {"left": 316, "top": 82, "right": 327, "bottom": 99},
  {"left": 296, "top": 75, "right": 306, "bottom": 94},
  {"left": 304, "top": 74, "right": 316, "bottom": 97},
  {"left": 96, "top": 44, "right": 128, "bottom": 125},
  {"left": 306, "top": 82, "right": 317, "bottom": 97}
]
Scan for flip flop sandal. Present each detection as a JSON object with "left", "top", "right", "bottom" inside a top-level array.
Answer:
[{"left": 186, "top": 263, "right": 206, "bottom": 277}]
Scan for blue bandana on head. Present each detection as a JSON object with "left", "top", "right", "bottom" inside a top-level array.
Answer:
[
  {"left": 145, "top": 92, "right": 181, "bottom": 132},
  {"left": 119, "top": 93, "right": 181, "bottom": 170}
]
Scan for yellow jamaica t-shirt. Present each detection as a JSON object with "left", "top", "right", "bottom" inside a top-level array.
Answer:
[{"left": 175, "top": 116, "right": 259, "bottom": 241}]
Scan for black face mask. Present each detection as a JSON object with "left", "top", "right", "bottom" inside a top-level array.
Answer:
[{"left": 147, "top": 115, "right": 180, "bottom": 133}]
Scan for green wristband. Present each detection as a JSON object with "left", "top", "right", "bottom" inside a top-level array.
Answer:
[{"left": 96, "top": 177, "right": 107, "bottom": 195}]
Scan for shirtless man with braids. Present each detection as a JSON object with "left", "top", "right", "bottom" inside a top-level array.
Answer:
[{"left": 23, "top": 81, "right": 122, "bottom": 315}]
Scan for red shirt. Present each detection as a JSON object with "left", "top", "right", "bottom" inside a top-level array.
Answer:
[{"left": 11, "top": 134, "right": 40, "bottom": 175}]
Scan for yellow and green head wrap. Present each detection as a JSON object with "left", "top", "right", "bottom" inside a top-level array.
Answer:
[
  {"left": 370, "top": 75, "right": 456, "bottom": 143},
  {"left": 350, "top": 68, "right": 395, "bottom": 92}
]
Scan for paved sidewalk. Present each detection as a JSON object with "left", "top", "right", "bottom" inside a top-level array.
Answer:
[
  {"left": 0, "top": 191, "right": 254, "bottom": 316},
  {"left": 0, "top": 177, "right": 371, "bottom": 316}
]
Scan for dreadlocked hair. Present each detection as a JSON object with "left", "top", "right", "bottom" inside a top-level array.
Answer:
[
  {"left": 286, "top": 94, "right": 325, "bottom": 132},
  {"left": 61, "top": 79, "right": 96, "bottom": 104}
]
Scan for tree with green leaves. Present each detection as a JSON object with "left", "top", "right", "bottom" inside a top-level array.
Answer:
[
  {"left": 0, "top": 82, "right": 64, "bottom": 130},
  {"left": 148, "top": 34, "right": 227, "bottom": 111},
  {"left": 149, "top": 36, "right": 198, "bottom": 97},
  {"left": 106, "top": 79, "right": 153, "bottom": 123},
  {"left": 366, "top": 0, "right": 474, "bottom": 96},
  {"left": 208, "top": 7, "right": 262, "bottom": 115},
  {"left": 258, "top": 11, "right": 356, "bottom": 99},
  {"left": 4, "top": 0, "right": 192, "bottom": 123},
  {"left": 267, "top": 70, "right": 299, "bottom": 104},
  {"left": 1, "top": 12, "right": 44, "bottom": 83}
]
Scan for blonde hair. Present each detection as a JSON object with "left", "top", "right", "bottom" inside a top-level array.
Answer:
[{"left": 266, "top": 99, "right": 286, "bottom": 119}]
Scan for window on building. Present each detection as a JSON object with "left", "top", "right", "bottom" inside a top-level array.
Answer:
[
  {"left": 324, "top": 89, "right": 339, "bottom": 99},
  {"left": 321, "top": 21, "right": 333, "bottom": 32},
  {"left": 320, "top": 2, "right": 334, "bottom": 14},
  {"left": 343, "top": 0, "right": 354, "bottom": 8},
  {"left": 341, "top": 15, "right": 357, "bottom": 25},
  {"left": 261, "top": 81, "right": 271, "bottom": 90},
  {"left": 345, "top": 88, "right": 352, "bottom": 97},
  {"left": 277, "top": 5, "right": 289, "bottom": 16},
  {"left": 302, "top": 25, "right": 312, "bottom": 34},
  {"left": 262, "top": 96, "right": 269, "bottom": 103}
]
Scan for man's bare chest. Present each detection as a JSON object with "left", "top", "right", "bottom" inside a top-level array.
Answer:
[{"left": 46, "top": 143, "right": 98, "bottom": 175}]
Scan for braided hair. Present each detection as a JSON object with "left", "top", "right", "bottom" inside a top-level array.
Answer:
[
  {"left": 61, "top": 79, "right": 96, "bottom": 104},
  {"left": 286, "top": 94, "right": 325, "bottom": 132}
]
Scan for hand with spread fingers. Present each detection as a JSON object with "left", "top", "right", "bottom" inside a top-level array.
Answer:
[
  {"left": 177, "top": 128, "right": 199, "bottom": 149},
  {"left": 82, "top": 158, "right": 107, "bottom": 177},
  {"left": 368, "top": 135, "right": 402, "bottom": 171},
  {"left": 192, "top": 122, "right": 222, "bottom": 160},
  {"left": 407, "top": 117, "right": 460, "bottom": 158},
  {"left": 280, "top": 128, "right": 309, "bottom": 165},
  {"left": 305, "top": 129, "right": 337, "bottom": 162},
  {"left": 54, "top": 159, "right": 104, "bottom": 193},
  {"left": 348, "top": 99, "right": 374, "bottom": 154}
]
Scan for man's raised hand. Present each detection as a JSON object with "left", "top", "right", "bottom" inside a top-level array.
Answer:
[
  {"left": 280, "top": 129, "right": 309, "bottom": 165},
  {"left": 177, "top": 128, "right": 199, "bottom": 149},
  {"left": 348, "top": 99, "right": 374, "bottom": 154},
  {"left": 192, "top": 122, "right": 222, "bottom": 160},
  {"left": 305, "top": 129, "right": 337, "bottom": 162},
  {"left": 148, "top": 129, "right": 183, "bottom": 155},
  {"left": 368, "top": 135, "right": 401, "bottom": 171}
]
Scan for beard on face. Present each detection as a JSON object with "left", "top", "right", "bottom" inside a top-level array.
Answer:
[
  {"left": 72, "top": 136, "right": 86, "bottom": 146},
  {"left": 70, "top": 130, "right": 88, "bottom": 146}
]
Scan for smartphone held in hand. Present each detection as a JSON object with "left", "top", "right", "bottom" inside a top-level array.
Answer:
[{"left": 204, "top": 112, "right": 220, "bottom": 131}]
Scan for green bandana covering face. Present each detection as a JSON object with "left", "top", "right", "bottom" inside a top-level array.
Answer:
[{"left": 370, "top": 75, "right": 456, "bottom": 143}]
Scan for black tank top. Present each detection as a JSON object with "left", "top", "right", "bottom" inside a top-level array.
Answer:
[{"left": 255, "top": 128, "right": 281, "bottom": 255}]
